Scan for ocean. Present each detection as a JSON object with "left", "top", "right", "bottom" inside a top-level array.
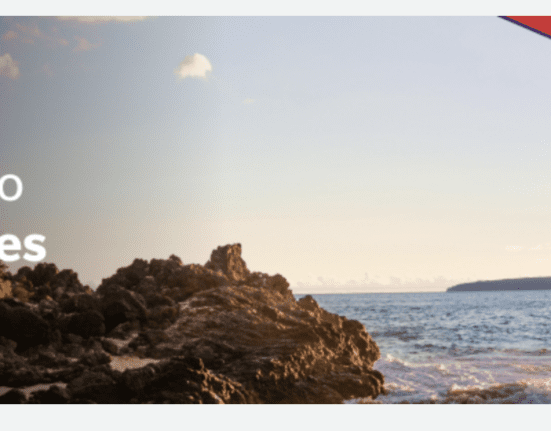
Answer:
[{"left": 300, "top": 290, "right": 551, "bottom": 404}]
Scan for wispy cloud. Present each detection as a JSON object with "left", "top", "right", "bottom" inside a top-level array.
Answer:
[
  {"left": 5, "top": 23, "right": 68, "bottom": 47},
  {"left": 505, "top": 245, "right": 524, "bottom": 252},
  {"left": 243, "top": 98, "right": 255, "bottom": 104},
  {"left": 57, "top": 16, "right": 147, "bottom": 24},
  {"left": 73, "top": 36, "right": 99, "bottom": 52},
  {"left": 174, "top": 53, "right": 212, "bottom": 80},
  {"left": 1, "top": 30, "right": 18, "bottom": 41},
  {"left": 0, "top": 52, "right": 20, "bottom": 80}
]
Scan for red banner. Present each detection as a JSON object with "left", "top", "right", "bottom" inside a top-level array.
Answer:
[{"left": 501, "top": 16, "right": 551, "bottom": 39}]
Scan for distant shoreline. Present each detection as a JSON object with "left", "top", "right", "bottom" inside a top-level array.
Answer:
[{"left": 447, "top": 277, "right": 551, "bottom": 292}]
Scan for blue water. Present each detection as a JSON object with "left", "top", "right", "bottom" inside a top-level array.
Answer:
[{"left": 301, "top": 290, "right": 551, "bottom": 403}]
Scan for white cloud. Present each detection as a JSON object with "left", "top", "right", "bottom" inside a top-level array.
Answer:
[
  {"left": 73, "top": 36, "right": 99, "bottom": 52},
  {"left": 0, "top": 52, "right": 20, "bottom": 80},
  {"left": 505, "top": 245, "right": 524, "bottom": 252},
  {"left": 243, "top": 98, "right": 255, "bottom": 104},
  {"left": 174, "top": 53, "right": 212, "bottom": 80},
  {"left": 57, "top": 16, "right": 147, "bottom": 24}
]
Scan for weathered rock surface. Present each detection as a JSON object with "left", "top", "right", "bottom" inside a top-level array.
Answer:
[{"left": 0, "top": 244, "right": 384, "bottom": 403}]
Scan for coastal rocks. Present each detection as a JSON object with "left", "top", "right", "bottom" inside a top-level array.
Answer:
[
  {"left": 96, "top": 285, "right": 147, "bottom": 333},
  {"left": 66, "top": 310, "right": 106, "bottom": 339},
  {"left": 0, "top": 262, "right": 11, "bottom": 299},
  {"left": 205, "top": 243, "right": 250, "bottom": 283},
  {"left": 67, "top": 370, "right": 120, "bottom": 403},
  {"left": 0, "top": 243, "right": 385, "bottom": 403},
  {"left": 28, "top": 385, "right": 71, "bottom": 404},
  {"left": 0, "top": 302, "right": 50, "bottom": 350}
]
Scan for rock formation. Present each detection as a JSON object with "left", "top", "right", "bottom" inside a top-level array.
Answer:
[{"left": 0, "top": 244, "right": 384, "bottom": 403}]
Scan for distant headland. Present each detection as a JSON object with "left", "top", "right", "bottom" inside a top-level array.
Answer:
[{"left": 447, "top": 277, "right": 551, "bottom": 292}]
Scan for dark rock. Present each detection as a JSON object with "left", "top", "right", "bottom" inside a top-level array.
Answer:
[
  {"left": 38, "top": 298, "right": 60, "bottom": 321},
  {"left": 144, "top": 292, "right": 176, "bottom": 309},
  {"left": 32, "top": 285, "right": 53, "bottom": 303},
  {"left": 60, "top": 293, "right": 100, "bottom": 314},
  {"left": 106, "top": 321, "right": 139, "bottom": 339},
  {"left": 145, "top": 305, "right": 179, "bottom": 329},
  {"left": 0, "top": 302, "right": 50, "bottom": 350},
  {"left": 25, "top": 263, "right": 59, "bottom": 289},
  {"left": 0, "top": 244, "right": 385, "bottom": 404},
  {"left": 67, "top": 370, "right": 120, "bottom": 403},
  {"left": 28, "top": 385, "right": 70, "bottom": 404},
  {"left": 101, "top": 338, "right": 119, "bottom": 355},
  {"left": 163, "top": 264, "right": 228, "bottom": 301},
  {"left": 0, "top": 388, "right": 27, "bottom": 404},
  {"left": 97, "top": 285, "right": 147, "bottom": 333},
  {"left": 77, "top": 350, "right": 111, "bottom": 367},
  {"left": 66, "top": 310, "right": 106, "bottom": 338},
  {"left": 30, "top": 348, "right": 68, "bottom": 368},
  {"left": 136, "top": 356, "right": 250, "bottom": 404}
]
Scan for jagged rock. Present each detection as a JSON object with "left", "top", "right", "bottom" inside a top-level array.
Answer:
[
  {"left": 145, "top": 305, "right": 179, "bottom": 330},
  {"left": 101, "top": 338, "right": 119, "bottom": 355},
  {"left": 67, "top": 370, "right": 120, "bottom": 403},
  {"left": 163, "top": 264, "right": 228, "bottom": 301},
  {"left": 0, "top": 279, "right": 11, "bottom": 300},
  {"left": 0, "top": 273, "right": 11, "bottom": 305},
  {"left": 96, "top": 285, "right": 147, "bottom": 333},
  {"left": 38, "top": 298, "right": 60, "bottom": 321},
  {"left": 60, "top": 293, "right": 100, "bottom": 314},
  {"left": 0, "top": 244, "right": 385, "bottom": 403},
  {"left": 28, "top": 385, "right": 70, "bottom": 404},
  {"left": 77, "top": 350, "right": 111, "bottom": 367},
  {"left": 29, "top": 347, "right": 69, "bottom": 368},
  {"left": 0, "top": 388, "right": 27, "bottom": 404},
  {"left": 66, "top": 310, "right": 106, "bottom": 338},
  {"left": 0, "top": 302, "right": 50, "bottom": 350},
  {"left": 205, "top": 243, "right": 250, "bottom": 283},
  {"left": 135, "top": 356, "right": 250, "bottom": 404}
]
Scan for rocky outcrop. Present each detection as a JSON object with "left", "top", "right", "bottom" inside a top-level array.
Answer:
[
  {"left": 0, "top": 262, "right": 12, "bottom": 300},
  {"left": 0, "top": 244, "right": 384, "bottom": 403}
]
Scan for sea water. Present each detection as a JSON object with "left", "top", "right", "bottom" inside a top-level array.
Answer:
[{"left": 299, "top": 290, "right": 551, "bottom": 403}]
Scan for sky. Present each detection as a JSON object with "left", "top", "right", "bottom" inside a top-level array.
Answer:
[{"left": 1, "top": 15, "right": 551, "bottom": 293}]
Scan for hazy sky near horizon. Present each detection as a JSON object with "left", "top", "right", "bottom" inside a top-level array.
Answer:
[{"left": 2, "top": 16, "right": 551, "bottom": 293}]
